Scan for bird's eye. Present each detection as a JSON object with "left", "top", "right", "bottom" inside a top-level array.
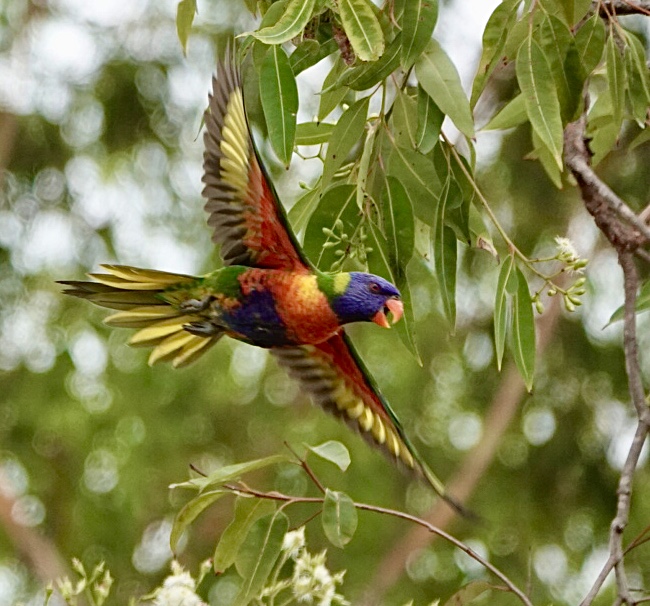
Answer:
[{"left": 369, "top": 282, "right": 381, "bottom": 293}]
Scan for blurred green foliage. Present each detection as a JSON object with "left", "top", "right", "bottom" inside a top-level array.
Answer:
[{"left": 1, "top": 1, "right": 650, "bottom": 605}]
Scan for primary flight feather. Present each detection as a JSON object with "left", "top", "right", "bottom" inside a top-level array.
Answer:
[{"left": 60, "top": 46, "right": 466, "bottom": 515}]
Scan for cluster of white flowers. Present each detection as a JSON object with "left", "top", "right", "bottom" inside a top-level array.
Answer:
[
  {"left": 554, "top": 236, "right": 587, "bottom": 272},
  {"left": 150, "top": 561, "right": 208, "bottom": 606}
]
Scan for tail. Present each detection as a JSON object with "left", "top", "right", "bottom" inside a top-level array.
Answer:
[{"left": 59, "top": 265, "right": 224, "bottom": 368}]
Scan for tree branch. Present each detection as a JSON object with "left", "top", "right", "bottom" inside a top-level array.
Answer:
[
  {"left": 223, "top": 482, "right": 533, "bottom": 606},
  {"left": 598, "top": 0, "right": 650, "bottom": 16}
]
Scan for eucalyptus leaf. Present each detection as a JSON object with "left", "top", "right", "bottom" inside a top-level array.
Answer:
[
  {"left": 233, "top": 512, "right": 289, "bottom": 606},
  {"left": 338, "top": 0, "right": 385, "bottom": 62},
  {"left": 318, "top": 57, "right": 348, "bottom": 120},
  {"left": 288, "top": 187, "right": 321, "bottom": 236},
  {"left": 511, "top": 267, "right": 535, "bottom": 391},
  {"left": 213, "top": 498, "right": 277, "bottom": 573},
  {"left": 415, "top": 40, "right": 475, "bottom": 138},
  {"left": 322, "top": 96, "right": 370, "bottom": 189},
  {"left": 252, "top": 0, "right": 317, "bottom": 45},
  {"left": 575, "top": 11, "right": 605, "bottom": 76},
  {"left": 516, "top": 33, "right": 563, "bottom": 170},
  {"left": 170, "top": 490, "right": 226, "bottom": 553},
  {"left": 295, "top": 122, "right": 335, "bottom": 145},
  {"left": 494, "top": 255, "right": 514, "bottom": 371},
  {"left": 322, "top": 489, "right": 358, "bottom": 548},
  {"left": 401, "top": 0, "right": 438, "bottom": 69},
  {"left": 391, "top": 89, "right": 418, "bottom": 149},
  {"left": 339, "top": 33, "right": 402, "bottom": 91},
  {"left": 416, "top": 86, "right": 443, "bottom": 153},
  {"left": 307, "top": 440, "right": 351, "bottom": 471},
  {"left": 606, "top": 33, "right": 626, "bottom": 137},
  {"left": 290, "top": 39, "right": 338, "bottom": 74},
  {"left": 175, "top": 0, "right": 197, "bottom": 56},
  {"left": 483, "top": 93, "right": 527, "bottom": 131},
  {"left": 260, "top": 45, "right": 298, "bottom": 167}
]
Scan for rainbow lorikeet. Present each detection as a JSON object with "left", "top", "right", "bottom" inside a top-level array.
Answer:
[{"left": 61, "top": 47, "right": 465, "bottom": 515}]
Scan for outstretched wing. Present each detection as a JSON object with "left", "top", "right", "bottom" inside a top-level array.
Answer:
[
  {"left": 202, "top": 46, "right": 309, "bottom": 271},
  {"left": 273, "top": 334, "right": 467, "bottom": 515}
]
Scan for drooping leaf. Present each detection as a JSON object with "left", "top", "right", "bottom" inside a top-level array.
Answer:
[
  {"left": 470, "top": 0, "right": 520, "bottom": 106},
  {"left": 260, "top": 45, "right": 298, "bottom": 167},
  {"left": 605, "top": 32, "right": 626, "bottom": 137},
  {"left": 295, "top": 122, "right": 335, "bottom": 145},
  {"left": 356, "top": 122, "right": 378, "bottom": 209},
  {"left": 494, "top": 254, "right": 515, "bottom": 371},
  {"left": 339, "top": 33, "right": 402, "bottom": 91},
  {"left": 607, "top": 279, "right": 650, "bottom": 326},
  {"left": 213, "top": 498, "right": 277, "bottom": 573},
  {"left": 318, "top": 57, "right": 348, "bottom": 120},
  {"left": 574, "top": 11, "right": 606, "bottom": 76},
  {"left": 624, "top": 32, "right": 650, "bottom": 126},
  {"left": 233, "top": 512, "right": 289, "bottom": 606},
  {"left": 401, "top": 0, "right": 438, "bottom": 69},
  {"left": 511, "top": 267, "right": 536, "bottom": 391},
  {"left": 322, "top": 96, "right": 370, "bottom": 189},
  {"left": 322, "top": 489, "right": 358, "bottom": 548},
  {"left": 516, "top": 33, "right": 564, "bottom": 170},
  {"left": 529, "top": 128, "right": 563, "bottom": 189},
  {"left": 391, "top": 88, "right": 418, "bottom": 149},
  {"left": 416, "top": 86, "right": 444, "bottom": 153},
  {"left": 170, "top": 490, "right": 226, "bottom": 553},
  {"left": 176, "top": 0, "right": 197, "bottom": 56},
  {"left": 483, "top": 93, "right": 528, "bottom": 131},
  {"left": 306, "top": 441, "right": 351, "bottom": 471},
  {"left": 386, "top": 144, "right": 441, "bottom": 224},
  {"left": 170, "top": 454, "right": 290, "bottom": 492},
  {"left": 415, "top": 40, "right": 475, "bottom": 138},
  {"left": 433, "top": 176, "right": 459, "bottom": 328},
  {"left": 338, "top": 0, "right": 385, "bottom": 62},
  {"left": 252, "top": 0, "right": 317, "bottom": 45},
  {"left": 558, "top": 0, "right": 592, "bottom": 27},
  {"left": 382, "top": 176, "right": 415, "bottom": 283}
]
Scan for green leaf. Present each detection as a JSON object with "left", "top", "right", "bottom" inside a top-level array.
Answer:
[
  {"left": 558, "top": 0, "right": 592, "bottom": 27},
  {"left": 433, "top": 176, "right": 459, "bottom": 328},
  {"left": 538, "top": 14, "right": 574, "bottom": 120},
  {"left": 356, "top": 122, "right": 377, "bottom": 209},
  {"left": 401, "top": 0, "right": 438, "bottom": 69},
  {"left": 624, "top": 32, "right": 650, "bottom": 126},
  {"left": 516, "top": 33, "right": 564, "bottom": 170},
  {"left": 494, "top": 255, "right": 515, "bottom": 371},
  {"left": 233, "top": 512, "right": 289, "bottom": 606},
  {"left": 339, "top": 33, "right": 402, "bottom": 91},
  {"left": 386, "top": 144, "right": 441, "bottom": 224},
  {"left": 290, "top": 39, "right": 338, "bottom": 74},
  {"left": 529, "top": 128, "right": 563, "bottom": 189},
  {"left": 170, "top": 490, "right": 226, "bottom": 553},
  {"left": 288, "top": 187, "right": 320, "bottom": 235},
  {"left": 260, "top": 45, "right": 298, "bottom": 167},
  {"left": 416, "top": 86, "right": 443, "bottom": 153},
  {"left": 303, "top": 184, "right": 358, "bottom": 270},
  {"left": 383, "top": 176, "right": 415, "bottom": 282},
  {"left": 306, "top": 441, "right": 351, "bottom": 471},
  {"left": 415, "top": 40, "right": 475, "bottom": 138},
  {"left": 607, "top": 280, "right": 650, "bottom": 325},
  {"left": 511, "top": 267, "right": 536, "bottom": 391},
  {"left": 338, "top": 0, "right": 385, "bottom": 62},
  {"left": 322, "top": 96, "right": 370, "bottom": 189},
  {"left": 318, "top": 57, "right": 348, "bottom": 120},
  {"left": 391, "top": 89, "right": 418, "bottom": 149},
  {"left": 322, "top": 489, "right": 358, "bottom": 548},
  {"left": 483, "top": 93, "right": 527, "bottom": 131},
  {"left": 630, "top": 126, "right": 650, "bottom": 151},
  {"left": 444, "top": 580, "right": 493, "bottom": 606},
  {"left": 295, "top": 122, "right": 335, "bottom": 145},
  {"left": 252, "top": 0, "right": 317, "bottom": 45},
  {"left": 606, "top": 32, "right": 626, "bottom": 137},
  {"left": 213, "top": 497, "right": 277, "bottom": 573},
  {"left": 176, "top": 0, "right": 197, "bottom": 56},
  {"left": 574, "top": 12, "right": 605, "bottom": 76},
  {"left": 470, "top": 0, "right": 519, "bottom": 106},
  {"left": 586, "top": 92, "right": 618, "bottom": 165},
  {"left": 170, "top": 454, "right": 290, "bottom": 492}
]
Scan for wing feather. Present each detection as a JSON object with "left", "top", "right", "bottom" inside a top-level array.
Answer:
[
  {"left": 202, "top": 46, "right": 309, "bottom": 271},
  {"left": 273, "top": 332, "right": 468, "bottom": 515}
]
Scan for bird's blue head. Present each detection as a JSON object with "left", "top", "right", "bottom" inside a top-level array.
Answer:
[{"left": 329, "top": 272, "right": 403, "bottom": 328}]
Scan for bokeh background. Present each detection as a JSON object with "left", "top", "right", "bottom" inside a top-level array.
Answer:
[{"left": 1, "top": 0, "right": 650, "bottom": 604}]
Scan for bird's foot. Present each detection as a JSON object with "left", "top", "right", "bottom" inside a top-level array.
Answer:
[
  {"left": 184, "top": 321, "right": 221, "bottom": 337},
  {"left": 180, "top": 295, "right": 212, "bottom": 312}
]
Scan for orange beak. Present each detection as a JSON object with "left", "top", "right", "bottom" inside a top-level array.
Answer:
[{"left": 372, "top": 298, "right": 404, "bottom": 329}]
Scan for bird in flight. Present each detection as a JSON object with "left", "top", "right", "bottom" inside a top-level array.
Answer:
[{"left": 61, "top": 45, "right": 465, "bottom": 515}]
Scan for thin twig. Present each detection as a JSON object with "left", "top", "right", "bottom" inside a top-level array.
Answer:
[
  {"left": 222, "top": 482, "right": 534, "bottom": 606},
  {"left": 283, "top": 442, "right": 326, "bottom": 494}
]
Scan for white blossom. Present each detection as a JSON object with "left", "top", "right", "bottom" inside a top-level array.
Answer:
[{"left": 152, "top": 561, "right": 207, "bottom": 606}]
